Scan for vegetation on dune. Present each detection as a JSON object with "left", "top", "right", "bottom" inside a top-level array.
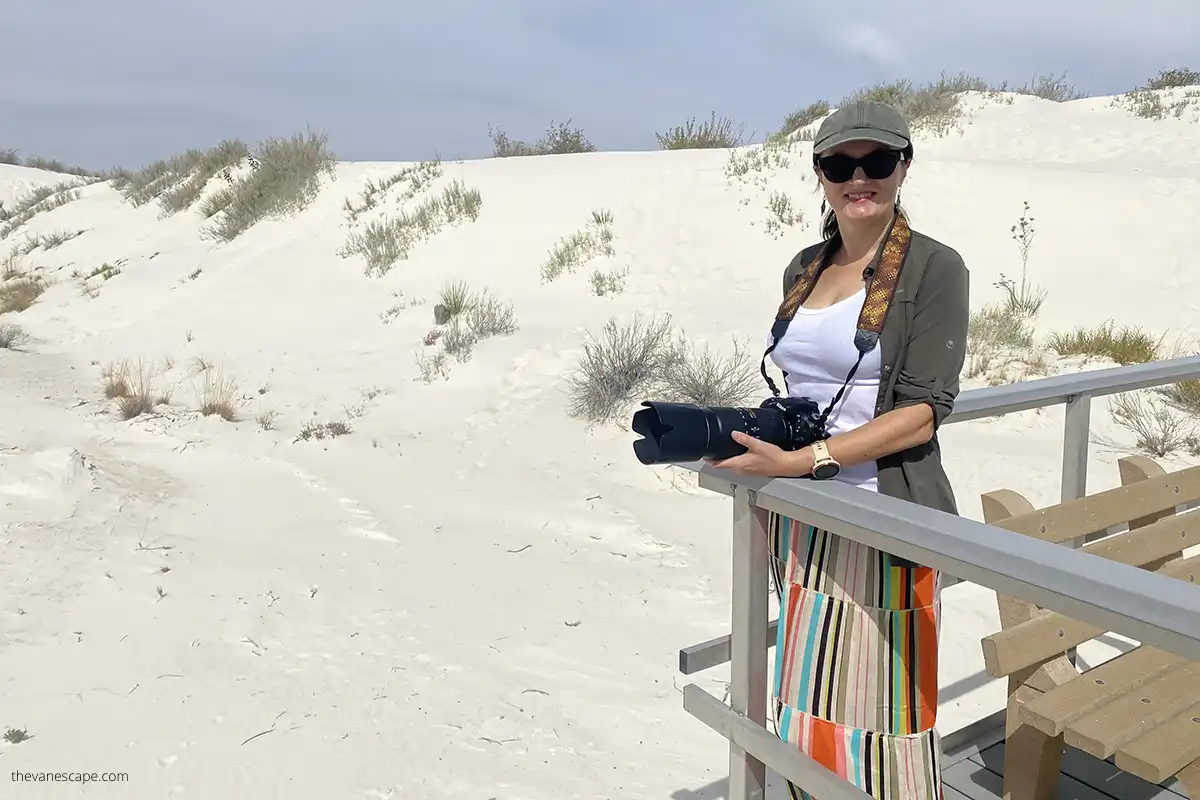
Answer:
[
  {"left": 338, "top": 162, "right": 484, "bottom": 277},
  {"left": 487, "top": 119, "right": 596, "bottom": 157},
  {"left": 416, "top": 281, "right": 519, "bottom": 383},
  {"left": 564, "top": 312, "right": 761, "bottom": 425},
  {"left": 1112, "top": 66, "right": 1200, "bottom": 120},
  {"left": 655, "top": 112, "right": 747, "bottom": 150}
]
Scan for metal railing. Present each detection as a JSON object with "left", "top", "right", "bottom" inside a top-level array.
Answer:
[{"left": 674, "top": 354, "right": 1200, "bottom": 800}]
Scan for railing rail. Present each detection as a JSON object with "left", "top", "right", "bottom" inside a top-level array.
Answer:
[
  {"left": 673, "top": 355, "right": 1200, "bottom": 800},
  {"left": 678, "top": 353, "right": 1200, "bottom": 676}
]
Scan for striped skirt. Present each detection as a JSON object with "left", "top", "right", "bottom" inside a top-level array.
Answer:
[{"left": 770, "top": 513, "right": 943, "bottom": 800}]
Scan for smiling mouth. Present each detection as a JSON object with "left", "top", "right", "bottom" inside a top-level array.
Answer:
[{"left": 846, "top": 191, "right": 877, "bottom": 202}]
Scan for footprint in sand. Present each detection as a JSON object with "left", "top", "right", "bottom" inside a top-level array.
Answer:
[{"left": 286, "top": 465, "right": 399, "bottom": 544}]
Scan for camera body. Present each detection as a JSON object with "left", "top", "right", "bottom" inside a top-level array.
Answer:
[{"left": 630, "top": 395, "right": 829, "bottom": 466}]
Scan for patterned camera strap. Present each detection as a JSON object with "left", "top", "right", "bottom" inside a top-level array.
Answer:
[{"left": 760, "top": 210, "right": 913, "bottom": 423}]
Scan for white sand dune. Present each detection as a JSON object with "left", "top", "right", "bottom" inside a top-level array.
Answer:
[{"left": 2, "top": 91, "right": 1198, "bottom": 798}]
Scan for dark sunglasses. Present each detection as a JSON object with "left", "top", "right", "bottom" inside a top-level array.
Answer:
[{"left": 815, "top": 149, "right": 904, "bottom": 183}]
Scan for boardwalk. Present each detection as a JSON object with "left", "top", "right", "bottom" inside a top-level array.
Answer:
[{"left": 943, "top": 737, "right": 1187, "bottom": 800}]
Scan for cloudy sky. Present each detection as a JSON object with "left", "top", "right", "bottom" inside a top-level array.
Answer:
[{"left": 3, "top": 0, "right": 1198, "bottom": 170}]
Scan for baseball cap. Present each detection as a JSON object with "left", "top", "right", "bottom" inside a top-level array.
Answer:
[{"left": 812, "top": 101, "right": 911, "bottom": 154}]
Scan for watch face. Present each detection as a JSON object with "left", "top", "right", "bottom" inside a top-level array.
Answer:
[{"left": 813, "top": 462, "right": 840, "bottom": 480}]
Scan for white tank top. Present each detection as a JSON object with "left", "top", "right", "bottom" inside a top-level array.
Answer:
[{"left": 768, "top": 287, "right": 881, "bottom": 491}]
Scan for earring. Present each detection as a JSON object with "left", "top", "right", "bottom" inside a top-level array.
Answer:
[{"left": 820, "top": 198, "right": 827, "bottom": 214}]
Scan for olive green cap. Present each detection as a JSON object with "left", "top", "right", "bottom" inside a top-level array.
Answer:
[{"left": 812, "top": 101, "right": 911, "bottom": 154}]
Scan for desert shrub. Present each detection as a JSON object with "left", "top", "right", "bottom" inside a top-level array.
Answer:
[
  {"left": 0, "top": 149, "right": 19, "bottom": 165},
  {"left": 968, "top": 305, "right": 1035, "bottom": 352},
  {"left": 157, "top": 140, "right": 251, "bottom": 215},
  {"left": 0, "top": 323, "right": 28, "bottom": 349},
  {"left": 343, "top": 159, "right": 443, "bottom": 221},
  {"left": 589, "top": 266, "right": 628, "bottom": 296},
  {"left": 1113, "top": 67, "right": 1200, "bottom": 119},
  {"left": 565, "top": 313, "right": 678, "bottom": 423},
  {"left": 429, "top": 285, "right": 518, "bottom": 363},
  {"left": 340, "top": 179, "right": 483, "bottom": 277},
  {"left": 655, "top": 112, "right": 747, "bottom": 150},
  {"left": 1046, "top": 322, "right": 1162, "bottom": 365},
  {"left": 117, "top": 139, "right": 249, "bottom": 210},
  {"left": 541, "top": 208, "right": 615, "bottom": 282},
  {"left": 295, "top": 420, "right": 352, "bottom": 442},
  {"left": 1107, "top": 392, "right": 1195, "bottom": 457},
  {"left": 0, "top": 274, "right": 46, "bottom": 314},
  {"left": 1007, "top": 72, "right": 1086, "bottom": 102},
  {"left": 777, "top": 101, "right": 831, "bottom": 139},
  {"left": 489, "top": 119, "right": 596, "bottom": 157},
  {"left": 764, "top": 191, "right": 803, "bottom": 238},
  {"left": 656, "top": 337, "right": 760, "bottom": 407},
  {"left": 0, "top": 180, "right": 84, "bottom": 236},
  {"left": 726, "top": 137, "right": 795, "bottom": 184},
  {"left": 840, "top": 75, "right": 971, "bottom": 137},
  {"left": 1142, "top": 67, "right": 1200, "bottom": 91},
  {"left": 205, "top": 130, "right": 336, "bottom": 242}
]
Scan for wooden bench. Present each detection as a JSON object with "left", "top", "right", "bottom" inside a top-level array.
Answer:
[{"left": 978, "top": 455, "right": 1200, "bottom": 800}]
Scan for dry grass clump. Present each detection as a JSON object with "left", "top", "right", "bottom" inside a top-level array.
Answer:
[
  {"left": 204, "top": 130, "right": 336, "bottom": 242},
  {"left": 1104, "top": 392, "right": 1198, "bottom": 458},
  {"left": 0, "top": 180, "right": 84, "bottom": 237},
  {"left": 1046, "top": 321, "right": 1162, "bottom": 365},
  {"left": 1112, "top": 67, "right": 1200, "bottom": 120},
  {"left": 114, "top": 139, "right": 249, "bottom": 210},
  {"left": 565, "top": 313, "right": 762, "bottom": 424},
  {"left": 488, "top": 120, "right": 596, "bottom": 157},
  {"left": 343, "top": 159, "right": 443, "bottom": 222},
  {"left": 655, "top": 112, "right": 747, "bottom": 150},
  {"left": 295, "top": 420, "right": 352, "bottom": 442},
  {"left": 541, "top": 208, "right": 615, "bottom": 282},
  {"left": 340, "top": 178, "right": 483, "bottom": 277},
  {"left": 0, "top": 323, "right": 29, "bottom": 349},
  {"left": 654, "top": 337, "right": 761, "bottom": 408},
  {"left": 0, "top": 272, "right": 46, "bottom": 315},
  {"left": 0, "top": 149, "right": 107, "bottom": 178},
  {"left": 197, "top": 366, "right": 240, "bottom": 420},
  {"left": 777, "top": 101, "right": 831, "bottom": 139},
  {"left": 416, "top": 283, "right": 518, "bottom": 382},
  {"left": 101, "top": 359, "right": 171, "bottom": 420}
]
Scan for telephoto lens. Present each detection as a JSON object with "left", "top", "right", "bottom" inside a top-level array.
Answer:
[{"left": 630, "top": 398, "right": 820, "bottom": 466}]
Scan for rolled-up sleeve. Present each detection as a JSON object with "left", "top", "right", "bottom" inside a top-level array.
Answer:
[{"left": 892, "top": 247, "right": 970, "bottom": 429}]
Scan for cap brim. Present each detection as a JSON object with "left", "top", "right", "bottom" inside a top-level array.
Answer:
[{"left": 813, "top": 129, "right": 909, "bottom": 154}]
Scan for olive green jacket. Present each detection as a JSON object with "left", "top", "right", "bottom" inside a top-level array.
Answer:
[{"left": 781, "top": 228, "right": 970, "bottom": 517}]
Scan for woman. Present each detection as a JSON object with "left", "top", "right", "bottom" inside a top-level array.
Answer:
[{"left": 709, "top": 100, "right": 969, "bottom": 799}]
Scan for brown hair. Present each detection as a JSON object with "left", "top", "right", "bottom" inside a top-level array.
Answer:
[{"left": 817, "top": 144, "right": 914, "bottom": 240}]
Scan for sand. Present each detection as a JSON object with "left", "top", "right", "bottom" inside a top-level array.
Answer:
[{"left": 2, "top": 90, "right": 1198, "bottom": 798}]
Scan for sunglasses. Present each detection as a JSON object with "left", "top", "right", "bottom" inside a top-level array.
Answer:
[{"left": 815, "top": 149, "right": 904, "bottom": 183}]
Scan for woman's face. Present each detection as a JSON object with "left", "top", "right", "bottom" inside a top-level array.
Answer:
[{"left": 814, "top": 140, "right": 908, "bottom": 227}]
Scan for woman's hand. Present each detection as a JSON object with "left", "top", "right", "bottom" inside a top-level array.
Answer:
[{"left": 706, "top": 431, "right": 812, "bottom": 478}]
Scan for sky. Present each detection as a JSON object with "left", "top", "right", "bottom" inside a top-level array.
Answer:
[{"left": 2, "top": 0, "right": 1198, "bottom": 170}]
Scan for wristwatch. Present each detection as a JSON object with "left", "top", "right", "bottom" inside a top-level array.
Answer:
[{"left": 809, "top": 440, "right": 841, "bottom": 480}]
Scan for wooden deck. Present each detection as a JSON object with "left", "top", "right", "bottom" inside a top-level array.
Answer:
[{"left": 943, "top": 739, "right": 1187, "bottom": 800}]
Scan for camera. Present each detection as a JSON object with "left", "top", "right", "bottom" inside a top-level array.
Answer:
[{"left": 630, "top": 396, "right": 827, "bottom": 466}]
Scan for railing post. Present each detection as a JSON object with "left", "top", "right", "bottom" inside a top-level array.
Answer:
[
  {"left": 1061, "top": 392, "right": 1091, "bottom": 668},
  {"left": 729, "top": 485, "right": 769, "bottom": 800},
  {"left": 1061, "top": 392, "right": 1091, "bottom": 505}
]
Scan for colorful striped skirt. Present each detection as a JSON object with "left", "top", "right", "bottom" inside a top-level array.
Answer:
[{"left": 769, "top": 513, "right": 943, "bottom": 800}]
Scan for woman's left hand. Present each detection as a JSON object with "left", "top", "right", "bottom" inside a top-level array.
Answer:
[{"left": 706, "top": 431, "right": 810, "bottom": 477}]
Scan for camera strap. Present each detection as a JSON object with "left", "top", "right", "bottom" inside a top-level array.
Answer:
[{"left": 760, "top": 209, "right": 913, "bottom": 426}]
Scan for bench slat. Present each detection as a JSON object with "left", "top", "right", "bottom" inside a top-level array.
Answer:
[
  {"left": 1115, "top": 697, "right": 1200, "bottom": 784},
  {"left": 1018, "top": 645, "right": 1185, "bottom": 736},
  {"left": 981, "top": 554, "right": 1200, "bottom": 678},
  {"left": 994, "top": 464, "right": 1200, "bottom": 544},
  {"left": 1063, "top": 662, "right": 1200, "bottom": 759}
]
